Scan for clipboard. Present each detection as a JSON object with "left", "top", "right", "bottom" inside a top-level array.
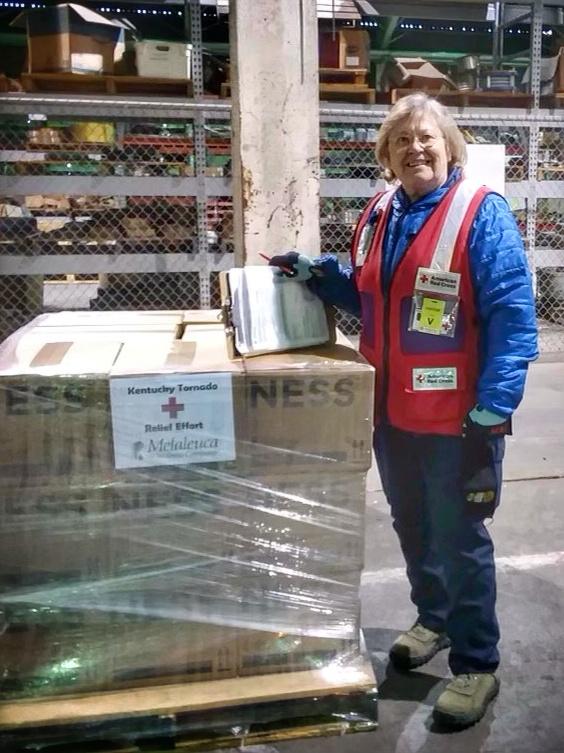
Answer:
[{"left": 219, "top": 268, "right": 335, "bottom": 359}]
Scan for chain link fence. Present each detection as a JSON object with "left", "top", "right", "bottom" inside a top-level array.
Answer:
[
  {"left": 536, "top": 126, "right": 564, "bottom": 347},
  {"left": 0, "top": 99, "right": 563, "bottom": 351}
]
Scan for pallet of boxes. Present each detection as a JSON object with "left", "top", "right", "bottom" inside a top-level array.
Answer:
[{"left": 0, "top": 298, "right": 378, "bottom": 749}]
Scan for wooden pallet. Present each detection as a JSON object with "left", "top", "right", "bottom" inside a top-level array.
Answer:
[
  {"left": 388, "top": 88, "right": 534, "bottom": 108},
  {"left": 319, "top": 67, "right": 368, "bottom": 85},
  {"left": 320, "top": 83, "right": 376, "bottom": 104},
  {"left": 0, "top": 659, "right": 377, "bottom": 752},
  {"left": 21, "top": 73, "right": 194, "bottom": 98},
  {"left": 540, "top": 93, "right": 564, "bottom": 109}
]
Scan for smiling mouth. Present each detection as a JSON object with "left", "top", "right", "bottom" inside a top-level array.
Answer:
[{"left": 406, "top": 161, "right": 430, "bottom": 168}]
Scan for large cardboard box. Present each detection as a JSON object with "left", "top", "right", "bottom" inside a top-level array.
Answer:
[
  {"left": 135, "top": 40, "right": 192, "bottom": 80},
  {"left": 0, "top": 617, "right": 239, "bottom": 698},
  {"left": 0, "top": 610, "right": 357, "bottom": 699},
  {"left": 0, "top": 314, "right": 374, "bottom": 487},
  {"left": 239, "top": 340, "right": 373, "bottom": 473},
  {"left": 385, "top": 57, "right": 456, "bottom": 91},
  {"left": 12, "top": 4, "right": 129, "bottom": 74},
  {"left": 0, "top": 470, "right": 365, "bottom": 586},
  {"left": 319, "top": 29, "right": 370, "bottom": 70},
  {"left": 0, "top": 311, "right": 185, "bottom": 484}
]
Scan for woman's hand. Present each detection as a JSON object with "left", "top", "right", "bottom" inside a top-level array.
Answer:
[
  {"left": 467, "top": 405, "right": 507, "bottom": 427},
  {"left": 268, "top": 252, "right": 318, "bottom": 281}
]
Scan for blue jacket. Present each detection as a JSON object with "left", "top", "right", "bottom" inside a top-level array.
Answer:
[{"left": 310, "top": 168, "right": 539, "bottom": 417}]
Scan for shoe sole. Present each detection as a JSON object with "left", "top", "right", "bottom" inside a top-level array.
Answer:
[
  {"left": 432, "top": 679, "right": 500, "bottom": 729},
  {"left": 389, "top": 634, "right": 451, "bottom": 671}
]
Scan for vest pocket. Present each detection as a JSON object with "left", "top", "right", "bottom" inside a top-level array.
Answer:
[
  {"left": 392, "top": 363, "right": 470, "bottom": 425},
  {"left": 400, "top": 296, "right": 466, "bottom": 354}
]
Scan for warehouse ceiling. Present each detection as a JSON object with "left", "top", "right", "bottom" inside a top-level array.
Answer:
[{"left": 194, "top": 1, "right": 563, "bottom": 24}]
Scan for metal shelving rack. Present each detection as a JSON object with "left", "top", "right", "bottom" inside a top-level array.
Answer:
[{"left": 0, "top": 0, "right": 563, "bottom": 349}]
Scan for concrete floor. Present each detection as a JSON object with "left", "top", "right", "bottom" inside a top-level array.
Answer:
[{"left": 214, "top": 358, "right": 564, "bottom": 753}]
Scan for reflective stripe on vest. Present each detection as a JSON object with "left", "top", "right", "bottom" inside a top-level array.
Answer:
[{"left": 431, "top": 179, "right": 482, "bottom": 271}]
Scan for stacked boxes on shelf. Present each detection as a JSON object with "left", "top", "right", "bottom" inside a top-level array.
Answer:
[
  {"left": 0, "top": 310, "right": 375, "bottom": 736},
  {"left": 12, "top": 4, "right": 196, "bottom": 96},
  {"left": 12, "top": 4, "right": 129, "bottom": 76}
]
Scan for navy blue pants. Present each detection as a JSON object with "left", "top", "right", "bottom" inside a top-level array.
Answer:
[{"left": 374, "top": 424, "right": 504, "bottom": 675}]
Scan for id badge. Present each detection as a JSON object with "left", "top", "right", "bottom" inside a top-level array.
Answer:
[
  {"left": 355, "top": 220, "right": 376, "bottom": 269},
  {"left": 409, "top": 267, "right": 461, "bottom": 338}
]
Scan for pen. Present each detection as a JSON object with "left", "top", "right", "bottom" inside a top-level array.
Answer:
[{"left": 259, "top": 252, "right": 294, "bottom": 276}]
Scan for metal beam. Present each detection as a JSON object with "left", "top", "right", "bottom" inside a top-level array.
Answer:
[
  {"left": 379, "top": 16, "right": 400, "bottom": 50},
  {"left": 0, "top": 253, "right": 234, "bottom": 276},
  {"left": 0, "top": 176, "right": 232, "bottom": 198}
]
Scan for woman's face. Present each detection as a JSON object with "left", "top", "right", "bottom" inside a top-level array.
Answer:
[{"left": 386, "top": 113, "right": 451, "bottom": 201}]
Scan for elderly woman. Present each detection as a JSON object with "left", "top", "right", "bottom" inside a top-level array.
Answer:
[{"left": 270, "top": 92, "right": 538, "bottom": 728}]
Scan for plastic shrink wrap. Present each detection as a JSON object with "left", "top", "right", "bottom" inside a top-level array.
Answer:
[{"left": 0, "top": 311, "right": 377, "bottom": 748}]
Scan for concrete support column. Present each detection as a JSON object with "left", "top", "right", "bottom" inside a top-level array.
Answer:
[{"left": 229, "top": 0, "right": 320, "bottom": 265}]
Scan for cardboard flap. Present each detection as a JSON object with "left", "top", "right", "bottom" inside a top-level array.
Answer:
[
  {"left": 11, "top": 4, "right": 131, "bottom": 30},
  {"left": 68, "top": 3, "right": 129, "bottom": 28}
]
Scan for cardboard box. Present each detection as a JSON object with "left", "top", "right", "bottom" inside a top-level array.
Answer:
[
  {"left": 135, "top": 40, "right": 191, "bottom": 80},
  {"left": 239, "top": 342, "right": 373, "bottom": 473},
  {"left": 0, "top": 470, "right": 365, "bottom": 585},
  {"left": 0, "top": 314, "right": 374, "bottom": 487},
  {"left": 0, "top": 616, "right": 239, "bottom": 698},
  {"left": 319, "top": 29, "right": 370, "bottom": 70},
  {"left": 237, "top": 630, "right": 357, "bottom": 677},
  {"left": 121, "top": 217, "right": 157, "bottom": 239},
  {"left": 0, "top": 610, "right": 358, "bottom": 699},
  {"left": 12, "top": 4, "right": 129, "bottom": 74},
  {"left": 0, "top": 454, "right": 365, "bottom": 690},
  {"left": 24, "top": 195, "right": 70, "bottom": 211},
  {"left": 385, "top": 57, "right": 456, "bottom": 91},
  {"left": 183, "top": 309, "right": 223, "bottom": 325},
  {"left": 522, "top": 48, "right": 564, "bottom": 95}
]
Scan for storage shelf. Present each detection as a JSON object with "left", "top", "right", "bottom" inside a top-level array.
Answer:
[
  {"left": 0, "top": 252, "right": 235, "bottom": 275},
  {"left": 0, "top": 91, "right": 562, "bottom": 353},
  {"left": 2, "top": 176, "right": 562, "bottom": 202},
  {"left": 0, "top": 176, "right": 231, "bottom": 198},
  {"left": 2, "top": 94, "right": 563, "bottom": 124}
]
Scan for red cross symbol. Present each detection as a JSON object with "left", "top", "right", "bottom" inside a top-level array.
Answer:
[
  {"left": 442, "top": 321, "right": 450, "bottom": 331},
  {"left": 419, "top": 273, "right": 429, "bottom": 284},
  {"left": 161, "top": 396, "right": 184, "bottom": 419}
]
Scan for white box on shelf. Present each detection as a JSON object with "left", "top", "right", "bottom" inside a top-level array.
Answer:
[{"left": 134, "top": 40, "right": 191, "bottom": 79}]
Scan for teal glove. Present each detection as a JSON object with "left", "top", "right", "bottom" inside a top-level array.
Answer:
[
  {"left": 468, "top": 405, "right": 507, "bottom": 427},
  {"left": 268, "top": 252, "right": 319, "bottom": 282}
]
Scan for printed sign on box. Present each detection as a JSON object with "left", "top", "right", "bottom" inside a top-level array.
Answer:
[{"left": 110, "top": 373, "right": 235, "bottom": 469}]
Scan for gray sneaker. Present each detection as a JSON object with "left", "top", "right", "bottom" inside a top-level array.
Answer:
[
  {"left": 389, "top": 622, "right": 450, "bottom": 670},
  {"left": 433, "top": 673, "right": 500, "bottom": 728}
]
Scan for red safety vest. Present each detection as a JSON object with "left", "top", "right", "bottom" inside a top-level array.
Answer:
[{"left": 352, "top": 177, "right": 490, "bottom": 436}]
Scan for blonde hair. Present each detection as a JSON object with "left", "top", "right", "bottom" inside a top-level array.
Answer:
[{"left": 375, "top": 92, "right": 467, "bottom": 182}]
